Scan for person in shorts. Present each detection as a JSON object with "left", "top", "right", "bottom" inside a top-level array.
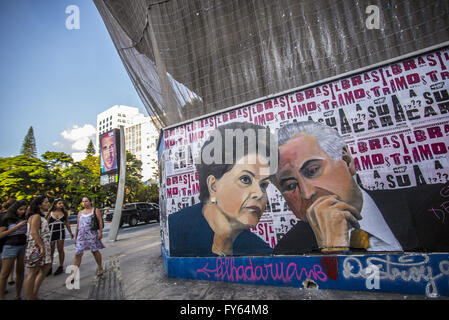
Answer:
[{"left": 0, "top": 200, "right": 28, "bottom": 300}]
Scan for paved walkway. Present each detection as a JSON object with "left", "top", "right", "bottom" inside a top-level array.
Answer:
[{"left": 2, "top": 223, "right": 448, "bottom": 300}]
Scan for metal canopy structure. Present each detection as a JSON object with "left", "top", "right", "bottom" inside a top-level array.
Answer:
[{"left": 94, "top": 0, "right": 449, "bottom": 128}]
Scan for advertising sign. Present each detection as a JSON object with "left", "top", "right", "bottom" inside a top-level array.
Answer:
[{"left": 100, "top": 129, "right": 119, "bottom": 174}]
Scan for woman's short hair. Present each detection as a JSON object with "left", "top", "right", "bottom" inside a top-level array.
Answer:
[
  {"left": 196, "top": 121, "right": 275, "bottom": 204},
  {"left": 278, "top": 120, "right": 346, "bottom": 160}
]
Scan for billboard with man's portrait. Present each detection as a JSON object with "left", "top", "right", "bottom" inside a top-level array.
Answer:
[{"left": 100, "top": 129, "right": 119, "bottom": 174}]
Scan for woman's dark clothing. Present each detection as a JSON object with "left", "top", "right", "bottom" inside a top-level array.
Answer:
[
  {"left": 0, "top": 217, "right": 27, "bottom": 246},
  {"left": 168, "top": 203, "right": 273, "bottom": 257},
  {"left": 48, "top": 212, "right": 67, "bottom": 242}
]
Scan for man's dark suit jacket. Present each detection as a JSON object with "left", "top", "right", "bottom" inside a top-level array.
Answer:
[{"left": 274, "top": 183, "right": 449, "bottom": 255}]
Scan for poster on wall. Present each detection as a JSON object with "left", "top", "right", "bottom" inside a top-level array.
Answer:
[{"left": 159, "top": 47, "right": 449, "bottom": 257}]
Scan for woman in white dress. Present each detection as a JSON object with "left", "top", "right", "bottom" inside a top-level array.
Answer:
[{"left": 70, "top": 196, "right": 105, "bottom": 281}]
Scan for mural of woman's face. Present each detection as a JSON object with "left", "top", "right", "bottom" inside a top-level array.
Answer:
[{"left": 208, "top": 154, "right": 271, "bottom": 229}]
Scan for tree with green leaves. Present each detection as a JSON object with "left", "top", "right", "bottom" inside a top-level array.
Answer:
[
  {"left": 135, "top": 183, "right": 159, "bottom": 204},
  {"left": 62, "top": 161, "right": 100, "bottom": 210},
  {"left": 0, "top": 155, "right": 51, "bottom": 201},
  {"left": 0, "top": 147, "right": 160, "bottom": 210},
  {"left": 42, "top": 152, "right": 74, "bottom": 167},
  {"left": 86, "top": 140, "right": 95, "bottom": 157},
  {"left": 41, "top": 152, "right": 74, "bottom": 200},
  {"left": 124, "top": 151, "right": 143, "bottom": 203},
  {"left": 20, "top": 126, "right": 37, "bottom": 157}
]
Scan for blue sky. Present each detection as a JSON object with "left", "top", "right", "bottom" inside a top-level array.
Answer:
[{"left": 0, "top": 0, "right": 146, "bottom": 159}]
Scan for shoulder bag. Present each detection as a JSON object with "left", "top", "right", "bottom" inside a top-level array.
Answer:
[{"left": 91, "top": 208, "right": 102, "bottom": 231}]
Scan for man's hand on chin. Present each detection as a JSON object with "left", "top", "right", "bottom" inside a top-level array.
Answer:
[{"left": 305, "top": 194, "right": 362, "bottom": 250}]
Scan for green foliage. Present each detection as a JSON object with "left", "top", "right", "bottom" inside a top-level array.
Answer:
[
  {"left": 86, "top": 140, "right": 95, "bottom": 157},
  {"left": 20, "top": 126, "right": 37, "bottom": 157},
  {"left": 42, "top": 152, "right": 74, "bottom": 166},
  {"left": 135, "top": 183, "right": 159, "bottom": 204},
  {"left": 0, "top": 155, "right": 50, "bottom": 201},
  {"left": 124, "top": 151, "right": 144, "bottom": 203},
  {"left": 0, "top": 150, "right": 160, "bottom": 210},
  {"left": 80, "top": 154, "right": 101, "bottom": 176}
]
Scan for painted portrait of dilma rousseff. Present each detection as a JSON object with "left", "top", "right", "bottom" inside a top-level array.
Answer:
[{"left": 168, "top": 121, "right": 276, "bottom": 257}]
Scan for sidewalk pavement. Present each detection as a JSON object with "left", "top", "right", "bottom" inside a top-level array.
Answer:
[{"left": 3, "top": 222, "right": 448, "bottom": 300}]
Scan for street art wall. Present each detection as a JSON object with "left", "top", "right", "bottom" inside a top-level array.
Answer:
[
  {"left": 158, "top": 46, "right": 449, "bottom": 296},
  {"left": 160, "top": 46, "right": 449, "bottom": 257}
]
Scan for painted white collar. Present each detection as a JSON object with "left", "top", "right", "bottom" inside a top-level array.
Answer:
[{"left": 357, "top": 188, "right": 403, "bottom": 251}]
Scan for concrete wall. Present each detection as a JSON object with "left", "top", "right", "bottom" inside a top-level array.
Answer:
[
  {"left": 96, "top": 0, "right": 449, "bottom": 127},
  {"left": 159, "top": 46, "right": 449, "bottom": 296}
]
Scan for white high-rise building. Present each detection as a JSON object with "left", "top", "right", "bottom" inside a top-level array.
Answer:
[
  {"left": 96, "top": 105, "right": 160, "bottom": 183},
  {"left": 125, "top": 115, "right": 160, "bottom": 183},
  {"left": 97, "top": 105, "right": 140, "bottom": 136}
]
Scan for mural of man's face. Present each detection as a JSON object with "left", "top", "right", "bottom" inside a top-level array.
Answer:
[
  {"left": 273, "top": 133, "right": 362, "bottom": 221},
  {"left": 101, "top": 135, "right": 116, "bottom": 171}
]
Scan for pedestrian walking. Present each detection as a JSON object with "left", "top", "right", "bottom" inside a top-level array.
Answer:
[
  {"left": 0, "top": 200, "right": 28, "bottom": 300},
  {"left": 24, "top": 195, "right": 52, "bottom": 300},
  {"left": 46, "top": 198, "right": 74, "bottom": 276},
  {"left": 70, "top": 196, "right": 105, "bottom": 282}
]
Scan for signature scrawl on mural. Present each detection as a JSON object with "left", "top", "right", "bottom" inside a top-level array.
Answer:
[{"left": 343, "top": 254, "right": 449, "bottom": 297}]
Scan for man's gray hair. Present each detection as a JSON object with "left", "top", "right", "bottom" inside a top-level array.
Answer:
[{"left": 278, "top": 121, "right": 346, "bottom": 160}]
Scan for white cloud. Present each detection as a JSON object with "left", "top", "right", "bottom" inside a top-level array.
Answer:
[
  {"left": 72, "top": 152, "right": 87, "bottom": 162},
  {"left": 61, "top": 124, "right": 96, "bottom": 152},
  {"left": 52, "top": 141, "right": 64, "bottom": 148},
  {"left": 71, "top": 139, "right": 90, "bottom": 152},
  {"left": 60, "top": 124, "right": 97, "bottom": 161}
]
